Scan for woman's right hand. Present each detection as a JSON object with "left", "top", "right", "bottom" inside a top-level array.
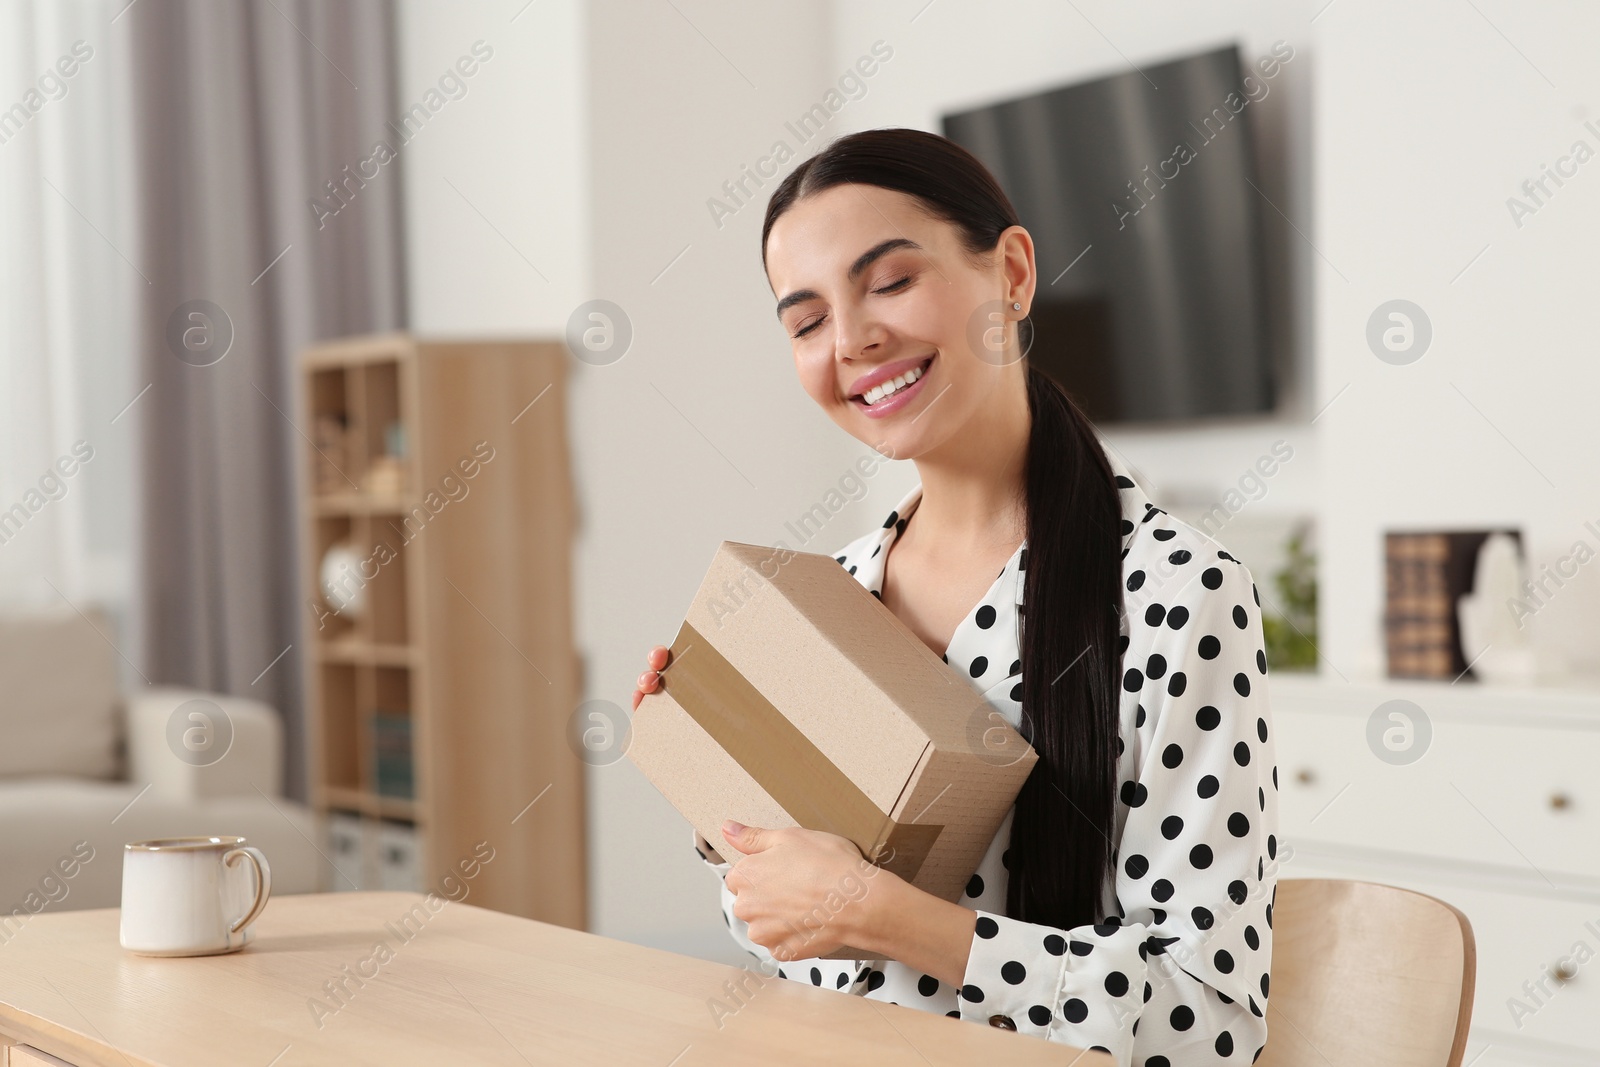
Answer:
[{"left": 631, "top": 644, "right": 670, "bottom": 711}]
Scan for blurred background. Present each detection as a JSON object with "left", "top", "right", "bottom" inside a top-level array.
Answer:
[{"left": 2, "top": 2, "right": 1597, "bottom": 1062}]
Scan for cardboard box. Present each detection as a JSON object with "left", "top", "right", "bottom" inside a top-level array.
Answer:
[{"left": 629, "top": 541, "right": 1037, "bottom": 958}]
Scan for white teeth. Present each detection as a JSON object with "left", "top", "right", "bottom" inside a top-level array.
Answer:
[{"left": 861, "top": 362, "right": 925, "bottom": 406}]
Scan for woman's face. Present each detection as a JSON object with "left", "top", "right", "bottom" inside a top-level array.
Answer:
[{"left": 764, "top": 183, "right": 1035, "bottom": 460}]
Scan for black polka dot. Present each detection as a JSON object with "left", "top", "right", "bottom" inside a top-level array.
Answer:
[
  {"left": 1062, "top": 998, "right": 1089, "bottom": 1023},
  {"left": 1168, "top": 549, "right": 1191, "bottom": 565},
  {"left": 1152, "top": 878, "right": 1174, "bottom": 902},
  {"left": 975, "top": 916, "right": 998, "bottom": 939},
  {"left": 1216, "top": 1030, "right": 1234, "bottom": 1056},
  {"left": 1001, "top": 961, "right": 1026, "bottom": 985},
  {"left": 1215, "top": 950, "right": 1234, "bottom": 973},
  {"left": 810, "top": 967, "right": 822, "bottom": 985},
  {"left": 882, "top": 511, "right": 898, "bottom": 529},
  {"left": 975, "top": 604, "right": 996, "bottom": 629},
  {"left": 1229, "top": 812, "right": 1251, "bottom": 837},
  {"left": 1198, "top": 635, "right": 1221, "bottom": 659},
  {"left": 1146, "top": 654, "right": 1167, "bottom": 679},
  {"left": 1196, "top": 705, "right": 1221, "bottom": 730},
  {"left": 835, "top": 555, "right": 847, "bottom": 564},
  {"left": 1162, "top": 743, "right": 1183, "bottom": 769},
  {"left": 1197, "top": 774, "right": 1220, "bottom": 799},
  {"left": 848, "top": 565, "right": 857, "bottom": 575},
  {"left": 1147, "top": 1057, "right": 1169, "bottom": 1067},
  {"left": 1010, "top": 682, "right": 1023, "bottom": 702},
  {"left": 1171, "top": 1005, "right": 1195, "bottom": 1031},
  {"left": 1234, "top": 673, "right": 1251, "bottom": 697},
  {"left": 1127, "top": 570, "right": 1146, "bottom": 591},
  {"left": 1202, "top": 567, "right": 1223, "bottom": 589},
  {"left": 1245, "top": 925, "right": 1260, "bottom": 951},
  {"left": 1070, "top": 940, "right": 1093, "bottom": 957},
  {"left": 1257, "top": 649, "right": 1268, "bottom": 674},
  {"left": 1120, "top": 780, "right": 1149, "bottom": 807},
  {"left": 969, "top": 656, "right": 989, "bottom": 678},
  {"left": 918, "top": 974, "right": 939, "bottom": 997},
  {"left": 1261, "top": 973, "right": 1271, "bottom": 998},
  {"left": 1125, "top": 854, "right": 1149, "bottom": 879},
  {"left": 1233, "top": 604, "right": 1249, "bottom": 629},
  {"left": 1028, "top": 1004, "right": 1052, "bottom": 1026},
  {"left": 1234, "top": 741, "right": 1252, "bottom": 766},
  {"left": 1104, "top": 970, "right": 1130, "bottom": 997},
  {"left": 1268, "top": 834, "right": 1278, "bottom": 860},
  {"left": 965, "top": 873, "right": 984, "bottom": 898},
  {"left": 960, "top": 984, "right": 984, "bottom": 1003},
  {"left": 1136, "top": 704, "right": 1146, "bottom": 727},
  {"left": 1043, "top": 934, "right": 1067, "bottom": 956},
  {"left": 1161, "top": 815, "right": 1184, "bottom": 840},
  {"left": 1008, "top": 659, "right": 1021, "bottom": 676},
  {"left": 1153, "top": 527, "right": 1175, "bottom": 541},
  {"left": 1190, "top": 844, "right": 1213, "bottom": 869},
  {"left": 1123, "top": 668, "right": 1144, "bottom": 692},
  {"left": 1167, "top": 672, "right": 1186, "bottom": 697},
  {"left": 1258, "top": 717, "right": 1269, "bottom": 743},
  {"left": 1144, "top": 603, "right": 1166, "bottom": 626},
  {"left": 1166, "top": 606, "right": 1189, "bottom": 629},
  {"left": 1192, "top": 906, "right": 1214, "bottom": 930},
  {"left": 1115, "top": 475, "right": 1135, "bottom": 488},
  {"left": 868, "top": 969, "right": 885, "bottom": 991},
  {"left": 836, "top": 972, "right": 849, "bottom": 988},
  {"left": 1228, "top": 880, "right": 1249, "bottom": 904}
]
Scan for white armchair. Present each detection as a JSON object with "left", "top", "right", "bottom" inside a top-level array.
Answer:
[{"left": 0, "top": 611, "right": 323, "bottom": 920}]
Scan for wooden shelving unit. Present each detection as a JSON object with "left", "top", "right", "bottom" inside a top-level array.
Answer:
[{"left": 296, "top": 332, "right": 585, "bottom": 928}]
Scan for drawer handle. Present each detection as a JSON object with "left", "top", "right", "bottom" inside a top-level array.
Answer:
[
  {"left": 1295, "top": 768, "right": 1316, "bottom": 786},
  {"left": 1549, "top": 792, "right": 1572, "bottom": 811},
  {"left": 1551, "top": 958, "right": 1579, "bottom": 983}
]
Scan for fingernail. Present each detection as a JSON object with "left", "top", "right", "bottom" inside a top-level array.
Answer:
[{"left": 722, "top": 820, "right": 744, "bottom": 837}]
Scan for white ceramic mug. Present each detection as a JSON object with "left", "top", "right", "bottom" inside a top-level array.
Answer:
[{"left": 120, "top": 836, "right": 272, "bottom": 956}]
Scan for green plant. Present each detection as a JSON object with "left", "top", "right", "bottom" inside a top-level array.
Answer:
[{"left": 1262, "top": 520, "right": 1318, "bottom": 671}]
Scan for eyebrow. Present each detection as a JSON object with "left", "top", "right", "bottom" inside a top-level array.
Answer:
[{"left": 773, "top": 237, "right": 923, "bottom": 320}]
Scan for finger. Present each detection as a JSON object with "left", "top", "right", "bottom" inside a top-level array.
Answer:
[
  {"left": 636, "top": 670, "right": 659, "bottom": 693},
  {"left": 647, "top": 645, "right": 670, "bottom": 670},
  {"left": 722, "top": 820, "right": 769, "bottom": 853}
]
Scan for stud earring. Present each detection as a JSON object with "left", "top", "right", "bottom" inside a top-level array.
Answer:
[{"left": 1012, "top": 302, "right": 1022, "bottom": 311}]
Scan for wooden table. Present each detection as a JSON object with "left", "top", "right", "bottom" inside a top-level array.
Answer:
[{"left": 0, "top": 892, "right": 1110, "bottom": 1066}]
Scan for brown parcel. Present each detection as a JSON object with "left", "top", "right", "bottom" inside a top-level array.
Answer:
[{"left": 628, "top": 540, "right": 1037, "bottom": 960}]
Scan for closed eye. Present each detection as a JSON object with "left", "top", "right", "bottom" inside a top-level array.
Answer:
[{"left": 791, "top": 277, "right": 913, "bottom": 339}]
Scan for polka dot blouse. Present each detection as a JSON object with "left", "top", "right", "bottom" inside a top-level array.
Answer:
[{"left": 698, "top": 446, "right": 1280, "bottom": 1066}]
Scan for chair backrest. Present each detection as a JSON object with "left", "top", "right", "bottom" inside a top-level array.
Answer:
[{"left": 1257, "top": 878, "right": 1475, "bottom": 1067}]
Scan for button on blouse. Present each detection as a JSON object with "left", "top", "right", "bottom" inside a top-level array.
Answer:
[{"left": 698, "top": 445, "right": 1280, "bottom": 1066}]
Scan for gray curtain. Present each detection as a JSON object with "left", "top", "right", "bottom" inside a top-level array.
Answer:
[{"left": 131, "top": 0, "right": 406, "bottom": 800}]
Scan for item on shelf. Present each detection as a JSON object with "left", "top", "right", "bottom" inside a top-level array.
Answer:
[
  {"left": 1457, "top": 531, "right": 1537, "bottom": 684},
  {"left": 629, "top": 540, "right": 1037, "bottom": 960},
  {"left": 377, "top": 821, "right": 421, "bottom": 892},
  {"left": 373, "top": 711, "right": 414, "bottom": 799},
  {"left": 1383, "top": 529, "right": 1522, "bottom": 681},
  {"left": 325, "top": 812, "right": 366, "bottom": 891},
  {"left": 365, "top": 454, "right": 406, "bottom": 496},
  {"left": 319, "top": 542, "right": 367, "bottom": 618},
  {"left": 311, "top": 413, "right": 350, "bottom": 494},
  {"left": 1262, "top": 518, "right": 1318, "bottom": 672}
]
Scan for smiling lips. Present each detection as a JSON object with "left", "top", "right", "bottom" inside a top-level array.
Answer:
[{"left": 848, "top": 355, "right": 934, "bottom": 419}]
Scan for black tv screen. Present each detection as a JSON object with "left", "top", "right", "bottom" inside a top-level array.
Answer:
[{"left": 943, "top": 44, "right": 1277, "bottom": 424}]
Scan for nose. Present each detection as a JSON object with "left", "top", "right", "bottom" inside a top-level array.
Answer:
[{"left": 832, "top": 299, "right": 887, "bottom": 365}]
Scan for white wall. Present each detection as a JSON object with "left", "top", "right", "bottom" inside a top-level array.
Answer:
[{"left": 1312, "top": 0, "right": 1600, "bottom": 681}]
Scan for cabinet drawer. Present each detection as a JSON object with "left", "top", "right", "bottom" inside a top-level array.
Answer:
[{"left": 1275, "top": 706, "right": 1600, "bottom": 882}]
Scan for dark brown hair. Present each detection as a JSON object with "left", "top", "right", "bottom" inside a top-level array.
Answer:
[{"left": 761, "top": 128, "right": 1126, "bottom": 932}]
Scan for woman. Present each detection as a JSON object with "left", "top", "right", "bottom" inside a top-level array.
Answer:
[{"left": 632, "top": 128, "right": 1279, "bottom": 1065}]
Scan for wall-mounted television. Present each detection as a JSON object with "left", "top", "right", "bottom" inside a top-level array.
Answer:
[{"left": 943, "top": 44, "right": 1277, "bottom": 424}]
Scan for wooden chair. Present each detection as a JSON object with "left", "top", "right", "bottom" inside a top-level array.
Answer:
[{"left": 1257, "top": 879, "right": 1476, "bottom": 1067}]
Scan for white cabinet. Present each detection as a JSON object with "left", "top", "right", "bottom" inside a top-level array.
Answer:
[{"left": 1270, "top": 674, "right": 1600, "bottom": 1066}]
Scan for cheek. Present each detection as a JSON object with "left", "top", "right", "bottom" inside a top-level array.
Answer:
[{"left": 794, "top": 346, "right": 836, "bottom": 405}]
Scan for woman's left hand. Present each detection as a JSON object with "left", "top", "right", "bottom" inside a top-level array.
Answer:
[{"left": 720, "top": 820, "right": 884, "bottom": 961}]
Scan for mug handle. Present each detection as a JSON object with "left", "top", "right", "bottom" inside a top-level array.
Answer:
[{"left": 223, "top": 846, "right": 272, "bottom": 935}]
